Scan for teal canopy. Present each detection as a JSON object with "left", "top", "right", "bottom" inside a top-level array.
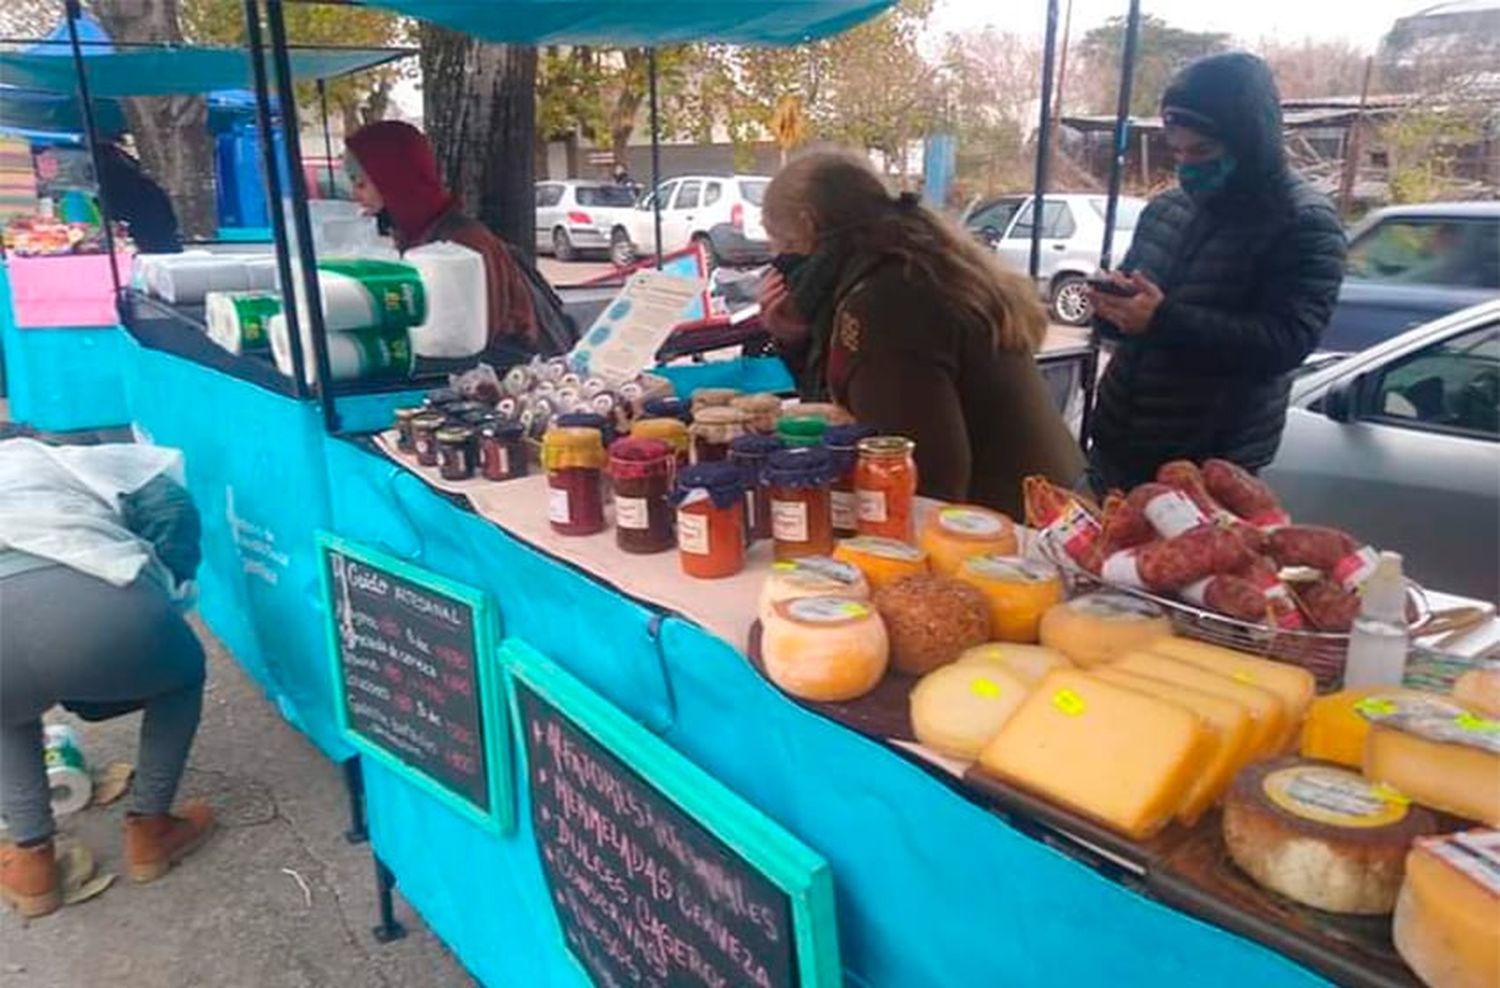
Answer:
[
  {"left": 355, "top": 0, "right": 893, "bottom": 45},
  {"left": 0, "top": 46, "right": 412, "bottom": 98}
]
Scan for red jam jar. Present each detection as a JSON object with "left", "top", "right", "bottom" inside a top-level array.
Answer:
[
  {"left": 608, "top": 438, "right": 676, "bottom": 555},
  {"left": 671, "top": 463, "right": 746, "bottom": 579},
  {"left": 542, "top": 427, "right": 607, "bottom": 536},
  {"left": 689, "top": 406, "right": 750, "bottom": 464},
  {"left": 410, "top": 412, "right": 448, "bottom": 467},
  {"left": 436, "top": 425, "right": 476, "bottom": 481},
  {"left": 393, "top": 406, "right": 423, "bottom": 453},
  {"left": 478, "top": 421, "right": 528, "bottom": 482}
]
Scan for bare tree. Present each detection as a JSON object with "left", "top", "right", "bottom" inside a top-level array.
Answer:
[{"left": 1256, "top": 38, "right": 1372, "bottom": 99}]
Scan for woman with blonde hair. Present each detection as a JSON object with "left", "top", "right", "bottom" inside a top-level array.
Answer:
[{"left": 760, "top": 152, "right": 1083, "bottom": 517}]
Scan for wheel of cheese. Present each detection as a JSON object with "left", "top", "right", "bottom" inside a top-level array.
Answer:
[
  {"left": 1394, "top": 831, "right": 1500, "bottom": 988},
  {"left": 872, "top": 575, "right": 991, "bottom": 675},
  {"left": 954, "top": 642, "right": 1072, "bottom": 687},
  {"left": 1300, "top": 687, "right": 1429, "bottom": 768},
  {"left": 761, "top": 596, "right": 888, "bottom": 702},
  {"left": 1360, "top": 694, "right": 1500, "bottom": 825},
  {"left": 758, "top": 556, "right": 870, "bottom": 623},
  {"left": 919, "top": 505, "right": 1018, "bottom": 577},
  {"left": 1223, "top": 758, "right": 1439, "bottom": 915},
  {"left": 954, "top": 555, "right": 1063, "bottom": 644},
  {"left": 910, "top": 663, "right": 1030, "bottom": 759},
  {"left": 832, "top": 536, "right": 929, "bottom": 591},
  {"left": 1454, "top": 668, "right": 1500, "bottom": 718},
  {"left": 1037, "top": 592, "right": 1172, "bottom": 668}
]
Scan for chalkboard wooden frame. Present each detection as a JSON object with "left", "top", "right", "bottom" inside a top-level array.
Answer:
[
  {"left": 318, "top": 532, "right": 513, "bottom": 835},
  {"left": 504, "top": 639, "right": 843, "bottom": 987}
]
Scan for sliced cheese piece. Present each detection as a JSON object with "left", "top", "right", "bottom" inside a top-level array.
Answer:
[
  {"left": 1301, "top": 687, "right": 1431, "bottom": 768},
  {"left": 1091, "top": 666, "right": 1255, "bottom": 824},
  {"left": 1224, "top": 758, "right": 1438, "bottom": 915},
  {"left": 955, "top": 555, "right": 1063, "bottom": 644},
  {"left": 1111, "top": 650, "right": 1287, "bottom": 760},
  {"left": 1454, "top": 668, "right": 1500, "bottom": 718},
  {"left": 1037, "top": 592, "right": 1173, "bottom": 668},
  {"left": 1146, "top": 637, "right": 1315, "bottom": 752},
  {"left": 832, "top": 536, "right": 929, "bottom": 591},
  {"left": 955, "top": 642, "right": 1072, "bottom": 688},
  {"left": 758, "top": 556, "right": 870, "bottom": 623},
  {"left": 1394, "top": 830, "right": 1500, "bottom": 988},
  {"left": 977, "top": 669, "right": 1210, "bottom": 840},
  {"left": 910, "top": 663, "right": 1030, "bottom": 760},
  {"left": 761, "top": 597, "right": 888, "bottom": 702},
  {"left": 919, "top": 505, "right": 1017, "bottom": 577},
  {"left": 1360, "top": 695, "right": 1500, "bottom": 825}
]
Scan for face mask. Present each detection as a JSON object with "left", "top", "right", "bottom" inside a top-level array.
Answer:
[
  {"left": 1177, "top": 156, "right": 1237, "bottom": 200},
  {"left": 771, "top": 252, "right": 811, "bottom": 284}
]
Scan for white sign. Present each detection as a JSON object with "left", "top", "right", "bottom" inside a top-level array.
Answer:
[{"left": 569, "top": 269, "right": 706, "bottom": 383}]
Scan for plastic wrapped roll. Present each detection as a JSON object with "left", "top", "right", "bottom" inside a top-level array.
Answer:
[
  {"left": 268, "top": 313, "right": 415, "bottom": 385},
  {"left": 204, "top": 291, "right": 281, "bottom": 354}
]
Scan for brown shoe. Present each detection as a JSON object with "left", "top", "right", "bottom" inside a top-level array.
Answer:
[
  {"left": 124, "top": 801, "right": 216, "bottom": 884},
  {"left": 0, "top": 840, "right": 62, "bottom": 918}
]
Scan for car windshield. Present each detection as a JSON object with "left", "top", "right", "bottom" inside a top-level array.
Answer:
[
  {"left": 1347, "top": 217, "right": 1500, "bottom": 289},
  {"left": 1089, "top": 198, "right": 1145, "bottom": 229},
  {"left": 738, "top": 180, "right": 768, "bottom": 206},
  {"left": 575, "top": 186, "right": 638, "bottom": 208}
]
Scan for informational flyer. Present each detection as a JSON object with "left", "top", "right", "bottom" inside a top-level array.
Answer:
[{"left": 569, "top": 268, "right": 706, "bottom": 382}]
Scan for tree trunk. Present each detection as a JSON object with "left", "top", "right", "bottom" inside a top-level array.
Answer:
[
  {"left": 421, "top": 26, "right": 538, "bottom": 258},
  {"left": 90, "top": 0, "right": 217, "bottom": 239}
]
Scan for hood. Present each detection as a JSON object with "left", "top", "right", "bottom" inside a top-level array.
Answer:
[
  {"left": 344, "top": 120, "right": 455, "bottom": 243},
  {"left": 1161, "top": 52, "right": 1287, "bottom": 204}
]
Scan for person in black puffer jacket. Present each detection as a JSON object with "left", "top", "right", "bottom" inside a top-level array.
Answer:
[{"left": 1086, "top": 52, "right": 1347, "bottom": 493}]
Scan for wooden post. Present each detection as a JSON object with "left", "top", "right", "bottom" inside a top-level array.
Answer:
[{"left": 1339, "top": 56, "right": 1375, "bottom": 216}]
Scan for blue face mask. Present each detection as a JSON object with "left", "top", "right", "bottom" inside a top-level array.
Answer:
[{"left": 1177, "top": 155, "right": 1237, "bottom": 200}]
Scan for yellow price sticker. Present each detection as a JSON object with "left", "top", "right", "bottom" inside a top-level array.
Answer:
[
  {"left": 970, "top": 677, "right": 1001, "bottom": 700},
  {"left": 772, "top": 561, "right": 796, "bottom": 572},
  {"left": 1456, "top": 711, "right": 1500, "bottom": 734},
  {"left": 1355, "top": 697, "right": 1398, "bottom": 718},
  {"left": 1231, "top": 670, "right": 1256, "bottom": 686},
  {"left": 1052, "top": 689, "right": 1086, "bottom": 717},
  {"left": 1371, "top": 783, "right": 1410, "bottom": 807}
]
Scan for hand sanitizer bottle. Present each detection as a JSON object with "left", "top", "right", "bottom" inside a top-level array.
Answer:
[{"left": 1343, "top": 552, "right": 1409, "bottom": 688}]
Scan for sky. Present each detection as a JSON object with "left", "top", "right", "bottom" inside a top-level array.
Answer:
[{"left": 930, "top": 0, "right": 1434, "bottom": 52}]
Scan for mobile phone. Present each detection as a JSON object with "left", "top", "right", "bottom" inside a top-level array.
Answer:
[{"left": 1087, "top": 274, "right": 1138, "bottom": 298}]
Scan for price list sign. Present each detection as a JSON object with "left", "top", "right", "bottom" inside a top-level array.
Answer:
[
  {"left": 320, "top": 534, "right": 509, "bottom": 832},
  {"left": 507, "top": 642, "right": 841, "bottom": 988}
]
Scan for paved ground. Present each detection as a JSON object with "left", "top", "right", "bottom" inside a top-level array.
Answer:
[{"left": 0, "top": 622, "right": 475, "bottom": 988}]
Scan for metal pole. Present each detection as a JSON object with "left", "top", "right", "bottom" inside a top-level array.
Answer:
[
  {"left": 1028, "top": 0, "right": 1060, "bottom": 282},
  {"left": 317, "top": 78, "right": 338, "bottom": 196},
  {"left": 1338, "top": 56, "right": 1374, "bottom": 216},
  {"left": 63, "top": 0, "right": 123, "bottom": 307},
  {"left": 1098, "top": 0, "right": 1141, "bottom": 271},
  {"left": 648, "top": 49, "right": 663, "bottom": 269},
  {"left": 244, "top": 0, "right": 310, "bottom": 397},
  {"left": 267, "top": 0, "right": 340, "bottom": 434}
]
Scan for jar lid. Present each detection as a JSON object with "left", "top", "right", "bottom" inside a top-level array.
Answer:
[
  {"left": 435, "top": 426, "right": 473, "bottom": 442},
  {"left": 693, "top": 406, "right": 750, "bottom": 426},
  {"left": 481, "top": 420, "right": 524, "bottom": 440},
  {"left": 446, "top": 400, "right": 490, "bottom": 417},
  {"left": 632, "top": 417, "right": 690, "bottom": 443},
  {"left": 823, "top": 423, "right": 877, "bottom": 450},
  {"left": 642, "top": 396, "right": 691, "bottom": 422},
  {"left": 731, "top": 393, "right": 782, "bottom": 413},
  {"left": 457, "top": 410, "right": 492, "bottom": 427},
  {"left": 609, "top": 437, "right": 672, "bottom": 477},
  {"left": 425, "top": 387, "right": 460, "bottom": 406},
  {"left": 542, "top": 427, "right": 606, "bottom": 469},
  {"left": 555, "top": 411, "right": 609, "bottom": 432},
  {"left": 777, "top": 415, "right": 828, "bottom": 447},
  {"left": 672, "top": 462, "right": 745, "bottom": 508},
  {"left": 792, "top": 402, "right": 853, "bottom": 425},
  {"left": 764, "top": 446, "right": 835, "bottom": 487},
  {"left": 857, "top": 435, "right": 915, "bottom": 457},
  {"left": 728, "top": 433, "right": 784, "bottom": 457},
  {"left": 412, "top": 411, "right": 448, "bottom": 427},
  {"left": 691, "top": 387, "right": 741, "bottom": 407}
]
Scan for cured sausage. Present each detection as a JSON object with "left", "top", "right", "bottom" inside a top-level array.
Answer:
[
  {"left": 1202, "top": 459, "right": 1290, "bottom": 527},
  {"left": 1297, "top": 579, "right": 1361, "bottom": 633},
  {"left": 1102, "top": 525, "right": 1256, "bottom": 592},
  {"left": 1265, "top": 525, "right": 1379, "bottom": 590}
]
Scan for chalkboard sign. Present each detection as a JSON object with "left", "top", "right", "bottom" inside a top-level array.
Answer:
[
  {"left": 319, "top": 533, "right": 510, "bottom": 833},
  {"left": 506, "top": 641, "right": 841, "bottom": 987}
]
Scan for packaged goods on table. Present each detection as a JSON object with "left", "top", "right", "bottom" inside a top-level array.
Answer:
[
  {"left": 758, "top": 558, "right": 869, "bottom": 623},
  {"left": 204, "top": 290, "right": 281, "bottom": 354},
  {"left": 919, "top": 505, "right": 1018, "bottom": 578},
  {"left": 854, "top": 436, "right": 918, "bottom": 542},
  {"left": 872, "top": 575, "right": 990, "bottom": 675},
  {"left": 728, "top": 434, "right": 784, "bottom": 543},
  {"left": 478, "top": 421, "right": 528, "bottom": 481},
  {"left": 823, "top": 424, "right": 877, "bottom": 537},
  {"left": 631, "top": 417, "right": 690, "bottom": 467},
  {"left": 436, "top": 425, "right": 477, "bottom": 480},
  {"left": 761, "top": 597, "right": 888, "bottom": 702},
  {"left": 543, "top": 427, "right": 607, "bottom": 536},
  {"left": 1300, "top": 688, "right": 1430, "bottom": 768},
  {"left": 731, "top": 393, "right": 782, "bottom": 436},
  {"left": 672, "top": 463, "right": 746, "bottom": 579},
  {"left": 1037, "top": 592, "right": 1172, "bottom": 668},
  {"left": 910, "top": 664, "right": 1030, "bottom": 759},
  {"left": 1359, "top": 695, "right": 1500, "bottom": 825},
  {"left": 954, "top": 643, "right": 1073, "bottom": 688},
  {"left": 1454, "top": 668, "right": 1500, "bottom": 717},
  {"left": 776, "top": 415, "right": 828, "bottom": 449},
  {"left": 689, "top": 387, "right": 741, "bottom": 414},
  {"left": 609, "top": 439, "right": 676, "bottom": 555},
  {"left": 1393, "top": 830, "right": 1500, "bottom": 988},
  {"left": 832, "top": 537, "right": 928, "bottom": 591},
  {"left": 764, "top": 447, "right": 837, "bottom": 561},
  {"left": 689, "top": 406, "right": 749, "bottom": 464},
  {"left": 955, "top": 555, "right": 1063, "bottom": 644},
  {"left": 1110, "top": 651, "right": 1289, "bottom": 759}
]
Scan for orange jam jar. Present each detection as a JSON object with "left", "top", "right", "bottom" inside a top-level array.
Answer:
[{"left": 854, "top": 436, "right": 917, "bottom": 542}]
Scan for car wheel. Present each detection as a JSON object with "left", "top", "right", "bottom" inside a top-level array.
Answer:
[
  {"left": 552, "top": 227, "right": 577, "bottom": 263},
  {"left": 609, "top": 228, "right": 635, "bottom": 267},
  {"left": 1050, "top": 274, "right": 1092, "bottom": 326},
  {"left": 691, "top": 232, "right": 719, "bottom": 270}
]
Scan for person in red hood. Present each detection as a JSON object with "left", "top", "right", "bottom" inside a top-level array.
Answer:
[{"left": 344, "top": 120, "right": 540, "bottom": 354}]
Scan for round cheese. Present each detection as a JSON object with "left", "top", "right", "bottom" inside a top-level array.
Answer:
[
  {"left": 910, "top": 663, "right": 1030, "bottom": 759},
  {"left": 954, "top": 642, "right": 1072, "bottom": 688},
  {"left": 873, "top": 575, "right": 991, "bottom": 675},
  {"left": 757, "top": 556, "right": 871, "bottom": 623},
  {"left": 761, "top": 597, "right": 888, "bottom": 702},
  {"left": 832, "top": 536, "right": 929, "bottom": 591},
  {"left": 1454, "top": 668, "right": 1500, "bottom": 718},
  {"left": 919, "top": 505, "right": 1018, "bottom": 577},
  {"left": 1038, "top": 592, "right": 1172, "bottom": 668},
  {"left": 1223, "top": 758, "right": 1439, "bottom": 915},
  {"left": 1394, "top": 831, "right": 1500, "bottom": 988},
  {"left": 1300, "top": 687, "right": 1429, "bottom": 768},
  {"left": 955, "top": 555, "right": 1064, "bottom": 643}
]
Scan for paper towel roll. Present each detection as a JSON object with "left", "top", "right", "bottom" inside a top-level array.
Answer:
[
  {"left": 205, "top": 291, "right": 281, "bottom": 354},
  {"left": 44, "top": 724, "right": 92, "bottom": 818},
  {"left": 404, "top": 242, "right": 488, "bottom": 358},
  {"left": 153, "top": 258, "right": 256, "bottom": 304},
  {"left": 288, "top": 258, "right": 427, "bottom": 334},
  {"left": 268, "top": 313, "right": 416, "bottom": 385}
]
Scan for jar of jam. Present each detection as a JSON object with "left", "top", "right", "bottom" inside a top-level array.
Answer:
[
  {"left": 479, "top": 420, "right": 528, "bottom": 482},
  {"left": 689, "top": 406, "right": 749, "bottom": 464},
  {"left": 410, "top": 411, "right": 448, "bottom": 467},
  {"left": 436, "top": 425, "right": 476, "bottom": 480},
  {"left": 776, "top": 415, "right": 827, "bottom": 449},
  {"left": 424, "top": 387, "right": 460, "bottom": 410},
  {"left": 727, "top": 434, "right": 783, "bottom": 543},
  {"left": 823, "top": 423, "right": 876, "bottom": 538},
  {"left": 393, "top": 406, "right": 423, "bottom": 453},
  {"left": 631, "top": 417, "right": 691, "bottom": 467},
  {"left": 763, "top": 447, "right": 836, "bottom": 561},
  {"left": 690, "top": 388, "right": 741, "bottom": 415},
  {"left": 731, "top": 393, "right": 783, "bottom": 436},
  {"left": 642, "top": 396, "right": 692, "bottom": 423},
  {"left": 671, "top": 463, "right": 746, "bottom": 579},
  {"left": 542, "top": 427, "right": 607, "bottom": 536},
  {"left": 855, "top": 436, "right": 918, "bottom": 542},
  {"left": 445, "top": 400, "right": 490, "bottom": 422},
  {"left": 555, "top": 410, "right": 614, "bottom": 448},
  {"left": 608, "top": 438, "right": 675, "bottom": 554}
]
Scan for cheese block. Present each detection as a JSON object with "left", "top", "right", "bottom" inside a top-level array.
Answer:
[
  {"left": 1394, "top": 830, "right": 1500, "bottom": 988},
  {"left": 832, "top": 536, "right": 929, "bottom": 591},
  {"left": 955, "top": 642, "right": 1073, "bottom": 687},
  {"left": 757, "top": 557, "right": 870, "bottom": 623},
  {"left": 977, "top": 669, "right": 1211, "bottom": 840},
  {"left": 1111, "top": 651, "right": 1288, "bottom": 760},
  {"left": 1091, "top": 666, "right": 1256, "bottom": 824},
  {"left": 919, "top": 505, "right": 1018, "bottom": 577},
  {"left": 954, "top": 555, "right": 1063, "bottom": 643},
  {"left": 761, "top": 597, "right": 888, "bottom": 702},
  {"left": 1301, "top": 687, "right": 1430, "bottom": 768},
  {"left": 1146, "top": 637, "right": 1314, "bottom": 752},
  {"left": 910, "top": 663, "right": 1031, "bottom": 759},
  {"left": 1360, "top": 695, "right": 1500, "bottom": 825},
  {"left": 1454, "top": 668, "right": 1500, "bottom": 717},
  {"left": 1038, "top": 592, "right": 1173, "bottom": 668},
  {"left": 1223, "top": 758, "right": 1439, "bottom": 915}
]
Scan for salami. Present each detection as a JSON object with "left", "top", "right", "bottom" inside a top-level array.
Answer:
[
  {"left": 1266, "top": 525, "right": 1379, "bottom": 591},
  {"left": 1202, "top": 459, "right": 1290, "bottom": 528},
  {"left": 1297, "top": 579, "right": 1361, "bottom": 632},
  {"left": 1157, "top": 461, "right": 1232, "bottom": 521},
  {"left": 1181, "top": 574, "right": 1271, "bottom": 623},
  {"left": 1024, "top": 476, "right": 1104, "bottom": 573},
  {"left": 1102, "top": 525, "right": 1256, "bottom": 592}
]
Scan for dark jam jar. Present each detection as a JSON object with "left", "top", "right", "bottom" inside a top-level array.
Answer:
[
  {"left": 689, "top": 406, "right": 750, "bottom": 464},
  {"left": 445, "top": 400, "right": 491, "bottom": 423},
  {"left": 411, "top": 412, "right": 448, "bottom": 467},
  {"left": 823, "top": 423, "right": 877, "bottom": 538},
  {"left": 642, "top": 396, "right": 692, "bottom": 424},
  {"left": 478, "top": 421, "right": 528, "bottom": 481},
  {"left": 555, "top": 411, "right": 614, "bottom": 448},
  {"left": 542, "top": 426, "right": 607, "bottom": 536},
  {"left": 608, "top": 438, "right": 675, "bottom": 554},
  {"left": 436, "top": 425, "right": 476, "bottom": 480},
  {"left": 728, "top": 433, "right": 784, "bottom": 543},
  {"left": 424, "top": 387, "right": 460, "bottom": 411},
  {"left": 393, "top": 406, "right": 423, "bottom": 452}
]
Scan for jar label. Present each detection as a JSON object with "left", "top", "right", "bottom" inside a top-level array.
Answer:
[
  {"left": 786, "top": 597, "right": 870, "bottom": 624},
  {"left": 1263, "top": 766, "right": 1408, "bottom": 829},
  {"left": 678, "top": 511, "right": 710, "bottom": 555},
  {"left": 831, "top": 491, "right": 857, "bottom": 532},
  {"left": 857, "top": 490, "right": 888, "bottom": 523},
  {"left": 772, "top": 558, "right": 863, "bottom": 586},
  {"left": 939, "top": 507, "right": 1004, "bottom": 537},
  {"left": 840, "top": 537, "right": 922, "bottom": 562},
  {"left": 548, "top": 487, "right": 571, "bottom": 525},
  {"left": 486, "top": 446, "right": 510, "bottom": 477},
  {"left": 772, "top": 499, "right": 809, "bottom": 544},
  {"left": 616, "top": 496, "right": 650, "bottom": 531}
]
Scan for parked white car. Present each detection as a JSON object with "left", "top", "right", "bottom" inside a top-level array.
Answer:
[
  {"left": 534, "top": 180, "right": 640, "bottom": 261},
  {"left": 615, "top": 175, "right": 771, "bottom": 266},
  {"left": 964, "top": 193, "right": 1147, "bottom": 325}
]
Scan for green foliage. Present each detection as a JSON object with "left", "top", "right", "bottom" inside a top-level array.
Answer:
[
  {"left": 1077, "top": 14, "right": 1230, "bottom": 116},
  {"left": 1381, "top": 108, "right": 1482, "bottom": 204}
]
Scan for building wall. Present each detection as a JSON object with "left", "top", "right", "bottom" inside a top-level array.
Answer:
[{"left": 543, "top": 140, "right": 785, "bottom": 183}]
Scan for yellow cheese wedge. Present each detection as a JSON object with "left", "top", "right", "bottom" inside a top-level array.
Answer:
[
  {"left": 1038, "top": 592, "right": 1173, "bottom": 668},
  {"left": 1361, "top": 697, "right": 1500, "bottom": 825},
  {"left": 954, "top": 642, "right": 1072, "bottom": 688},
  {"left": 832, "top": 536, "right": 929, "bottom": 591},
  {"left": 919, "top": 505, "right": 1017, "bottom": 577},
  {"left": 1145, "top": 637, "right": 1315, "bottom": 753},
  {"left": 1301, "top": 687, "right": 1431, "bottom": 768},
  {"left": 955, "top": 555, "right": 1063, "bottom": 643},
  {"left": 761, "top": 597, "right": 888, "bottom": 702},
  {"left": 1111, "top": 651, "right": 1287, "bottom": 760},
  {"left": 1394, "top": 831, "right": 1500, "bottom": 988},
  {"left": 910, "top": 664, "right": 1031, "bottom": 760},
  {"left": 1454, "top": 668, "right": 1500, "bottom": 717},
  {"left": 977, "top": 669, "right": 1210, "bottom": 840},
  {"left": 1092, "top": 666, "right": 1256, "bottom": 824}
]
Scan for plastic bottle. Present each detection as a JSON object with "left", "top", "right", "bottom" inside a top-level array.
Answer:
[{"left": 1342, "top": 551, "right": 1409, "bottom": 688}]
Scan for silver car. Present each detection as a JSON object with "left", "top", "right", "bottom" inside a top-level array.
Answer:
[
  {"left": 534, "top": 181, "right": 640, "bottom": 261},
  {"left": 1264, "top": 300, "right": 1500, "bottom": 600}
]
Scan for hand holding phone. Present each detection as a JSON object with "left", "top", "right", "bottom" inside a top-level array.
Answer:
[{"left": 1087, "top": 272, "right": 1139, "bottom": 298}]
